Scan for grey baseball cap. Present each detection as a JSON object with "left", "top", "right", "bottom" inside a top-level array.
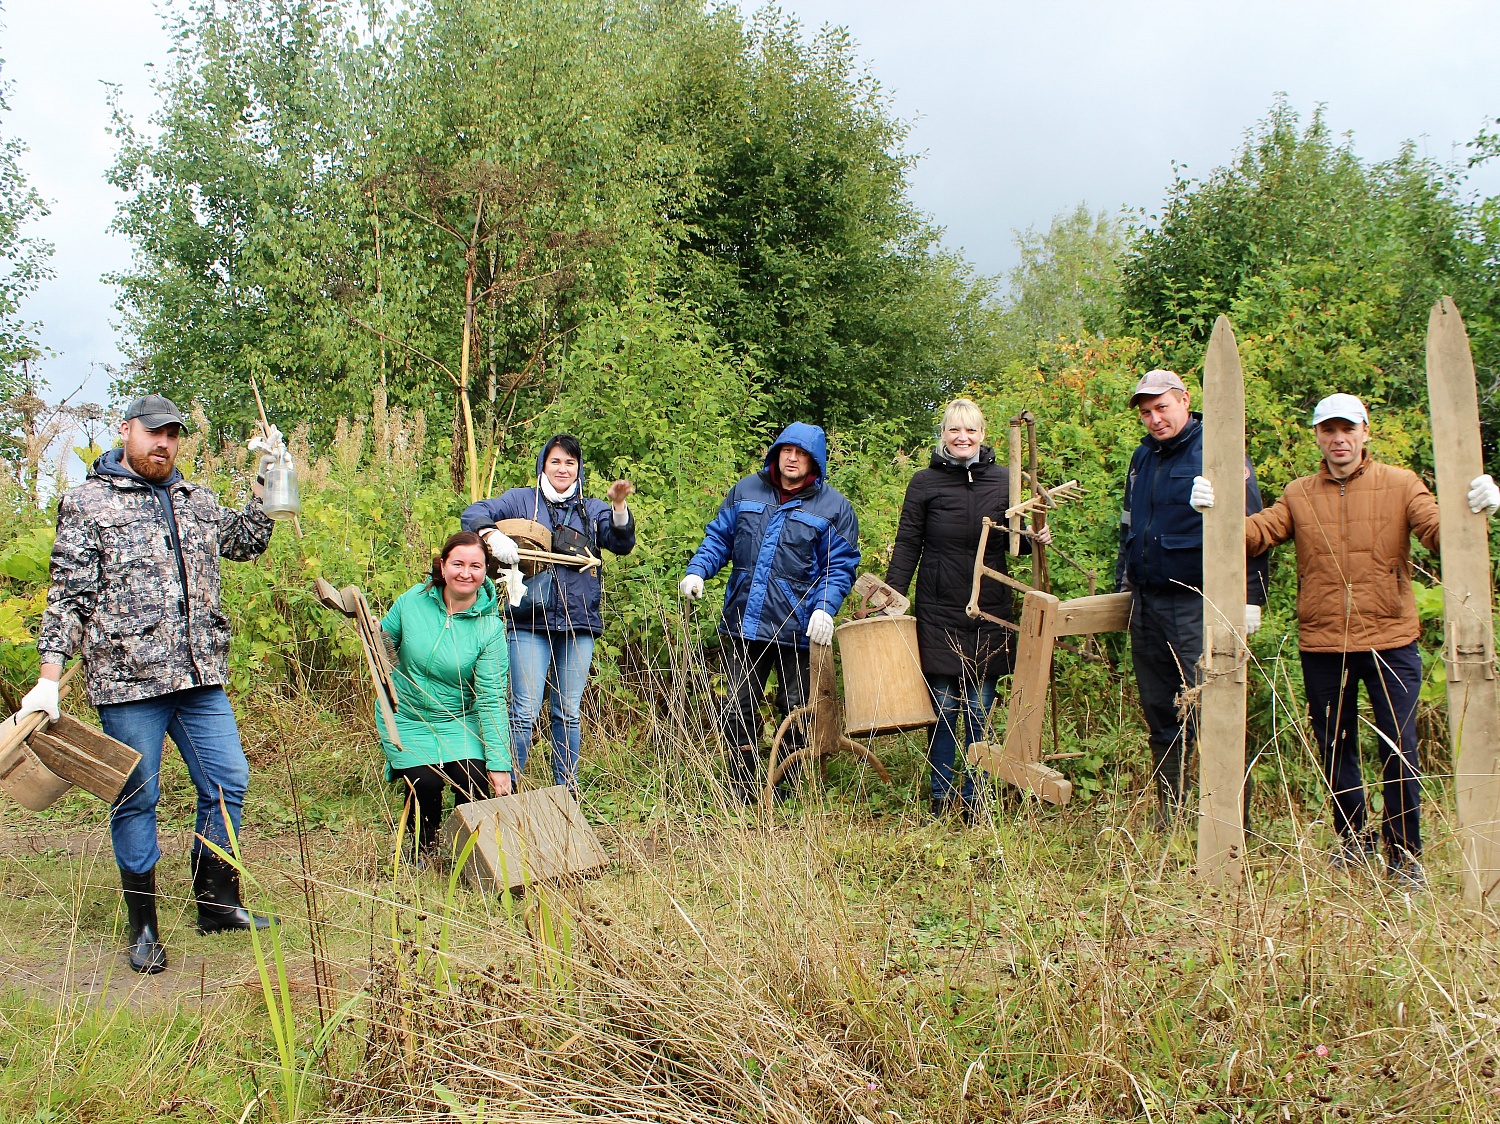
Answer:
[
  {"left": 1129, "top": 369, "right": 1188, "bottom": 405},
  {"left": 122, "top": 393, "right": 188, "bottom": 430}
]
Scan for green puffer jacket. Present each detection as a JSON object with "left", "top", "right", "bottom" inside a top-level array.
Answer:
[{"left": 379, "top": 579, "right": 511, "bottom": 775}]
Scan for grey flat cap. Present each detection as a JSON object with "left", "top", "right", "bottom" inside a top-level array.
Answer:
[{"left": 122, "top": 393, "right": 188, "bottom": 430}]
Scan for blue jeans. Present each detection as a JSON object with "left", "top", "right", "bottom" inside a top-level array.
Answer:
[
  {"left": 926, "top": 673, "right": 998, "bottom": 802},
  {"left": 508, "top": 628, "right": 595, "bottom": 790},
  {"left": 97, "top": 686, "right": 249, "bottom": 875}
]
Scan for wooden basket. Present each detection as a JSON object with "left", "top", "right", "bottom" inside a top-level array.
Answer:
[
  {"left": 835, "top": 615, "right": 936, "bottom": 738},
  {"left": 495, "top": 519, "right": 552, "bottom": 576}
]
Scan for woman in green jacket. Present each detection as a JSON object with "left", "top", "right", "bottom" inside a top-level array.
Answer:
[{"left": 380, "top": 530, "right": 512, "bottom": 854}]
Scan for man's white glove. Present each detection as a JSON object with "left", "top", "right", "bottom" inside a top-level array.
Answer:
[
  {"left": 1189, "top": 476, "right": 1216, "bottom": 512},
  {"left": 481, "top": 527, "right": 520, "bottom": 566},
  {"left": 17, "top": 677, "right": 60, "bottom": 722},
  {"left": 806, "top": 609, "right": 835, "bottom": 647},
  {"left": 679, "top": 574, "right": 704, "bottom": 601},
  {"left": 1245, "top": 604, "right": 1262, "bottom": 637},
  {"left": 1469, "top": 474, "right": 1500, "bottom": 517}
]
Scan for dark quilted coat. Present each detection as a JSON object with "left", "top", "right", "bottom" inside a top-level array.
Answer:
[{"left": 885, "top": 446, "right": 1030, "bottom": 681}]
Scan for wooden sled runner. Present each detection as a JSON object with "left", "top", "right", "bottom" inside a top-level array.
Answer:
[
  {"left": 315, "top": 576, "right": 608, "bottom": 888},
  {"left": 0, "top": 663, "right": 142, "bottom": 812},
  {"left": 1427, "top": 297, "right": 1500, "bottom": 903}
]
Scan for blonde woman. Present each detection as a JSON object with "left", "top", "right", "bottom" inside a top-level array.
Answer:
[{"left": 886, "top": 399, "right": 1048, "bottom": 819}]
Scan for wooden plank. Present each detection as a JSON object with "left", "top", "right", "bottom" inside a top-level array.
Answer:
[
  {"left": 999, "top": 591, "right": 1059, "bottom": 767},
  {"left": 44, "top": 715, "right": 140, "bottom": 779},
  {"left": 966, "top": 743, "right": 1072, "bottom": 804},
  {"left": 1054, "top": 592, "right": 1133, "bottom": 637},
  {"left": 1198, "top": 315, "right": 1248, "bottom": 887},
  {"left": 0, "top": 662, "right": 81, "bottom": 763},
  {"left": 1008, "top": 419, "right": 1023, "bottom": 554},
  {"left": 1427, "top": 296, "right": 1500, "bottom": 902},
  {"left": 28, "top": 730, "right": 132, "bottom": 803},
  {"left": 442, "top": 786, "right": 608, "bottom": 893}
]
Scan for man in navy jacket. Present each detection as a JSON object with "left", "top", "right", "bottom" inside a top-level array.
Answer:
[
  {"left": 680, "top": 423, "right": 861, "bottom": 803},
  {"left": 1115, "top": 371, "right": 1269, "bottom": 826}
]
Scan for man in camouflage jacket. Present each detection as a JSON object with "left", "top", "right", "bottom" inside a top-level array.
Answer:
[{"left": 17, "top": 393, "right": 279, "bottom": 974}]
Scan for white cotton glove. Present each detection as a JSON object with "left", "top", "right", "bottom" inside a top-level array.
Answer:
[
  {"left": 17, "top": 677, "right": 60, "bottom": 722},
  {"left": 1244, "top": 604, "right": 1262, "bottom": 637},
  {"left": 806, "top": 609, "right": 835, "bottom": 647},
  {"left": 500, "top": 566, "right": 527, "bottom": 607},
  {"left": 1189, "top": 476, "right": 1216, "bottom": 512},
  {"left": 481, "top": 527, "right": 521, "bottom": 566},
  {"left": 248, "top": 424, "right": 286, "bottom": 482},
  {"left": 1468, "top": 474, "right": 1500, "bottom": 517},
  {"left": 679, "top": 574, "right": 704, "bottom": 601}
]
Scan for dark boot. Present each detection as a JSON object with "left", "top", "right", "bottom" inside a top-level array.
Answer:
[
  {"left": 120, "top": 867, "right": 167, "bottom": 974},
  {"left": 192, "top": 851, "right": 273, "bottom": 934}
]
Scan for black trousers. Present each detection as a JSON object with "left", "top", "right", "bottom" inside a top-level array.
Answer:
[
  {"left": 1130, "top": 589, "right": 1203, "bottom": 808},
  {"left": 719, "top": 638, "right": 812, "bottom": 798},
  {"left": 1300, "top": 644, "right": 1423, "bottom": 856},
  {"left": 391, "top": 759, "right": 489, "bottom": 851}
]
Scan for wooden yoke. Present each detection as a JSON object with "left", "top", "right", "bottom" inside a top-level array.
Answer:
[
  {"left": 1427, "top": 297, "right": 1500, "bottom": 903},
  {"left": 1198, "top": 315, "right": 1249, "bottom": 888}
]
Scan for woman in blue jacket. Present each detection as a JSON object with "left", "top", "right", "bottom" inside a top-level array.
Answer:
[{"left": 461, "top": 434, "right": 636, "bottom": 792}]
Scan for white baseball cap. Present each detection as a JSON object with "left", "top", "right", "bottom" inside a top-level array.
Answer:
[{"left": 1311, "top": 393, "right": 1368, "bottom": 427}]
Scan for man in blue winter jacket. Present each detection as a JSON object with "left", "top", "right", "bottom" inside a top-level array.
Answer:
[
  {"left": 1115, "top": 370, "right": 1269, "bottom": 827},
  {"left": 679, "top": 423, "right": 861, "bottom": 803}
]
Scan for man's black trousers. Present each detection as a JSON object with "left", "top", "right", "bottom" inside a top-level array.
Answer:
[
  {"left": 719, "top": 637, "right": 812, "bottom": 800},
  {"left": 1130, "top": 588, "right": 1203, "bottom": 810},
  {"left": 1300, "top": 643, "right": 1423, "bottom": 856}
]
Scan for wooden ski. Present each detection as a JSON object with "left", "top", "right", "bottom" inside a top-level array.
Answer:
[
  {"left": 1198, "top": 315, "right": 1247, "bottom": 886},
  {"left": 1427, "top": 296, "right": 1500, "bottom": 903}
]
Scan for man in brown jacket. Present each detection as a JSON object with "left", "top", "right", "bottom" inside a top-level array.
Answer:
[{"left": 1191, "top": 393, "right": 1500, "bottom": 887}]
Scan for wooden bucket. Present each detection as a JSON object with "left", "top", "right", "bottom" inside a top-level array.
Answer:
[
  {"left": 495, "top": 519, "right": 552, "bottom": 576},
  {"left": 0, "top": 735, "right": 73, "bottom": 811},
  {"left": 835, "top": 616, "right": 936, "bottom": 738}
]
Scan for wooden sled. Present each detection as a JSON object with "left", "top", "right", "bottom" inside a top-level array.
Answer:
[
  {"left": 0, "top": 663, "right": 142, "bottom": 812},
  {"left": 442, "top": 785, "right": 608, "bottom": 893}
]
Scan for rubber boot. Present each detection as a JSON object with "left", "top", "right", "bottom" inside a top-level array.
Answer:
[
  {"left": 192, "top": 851, "right": 273, "bottom": 934},
  {"left": 120, "top": 867, "right": 167, "bottom": 974}
]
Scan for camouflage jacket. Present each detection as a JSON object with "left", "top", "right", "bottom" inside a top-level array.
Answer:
[{"left": 37, "top": 449, "right": 275, "bottom": 706}]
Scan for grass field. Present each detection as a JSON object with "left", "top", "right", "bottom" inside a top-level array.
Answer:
[{"left": 2, "top": 682, "right": 1499, "bottom": 1124}]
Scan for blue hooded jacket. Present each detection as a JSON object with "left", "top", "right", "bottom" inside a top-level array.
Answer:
[
  {"left": 460, "top": 435, "right": 636, "bottom": 636},
  {"left": 686, "top": 422, "right": 861, "bottom": 649}
]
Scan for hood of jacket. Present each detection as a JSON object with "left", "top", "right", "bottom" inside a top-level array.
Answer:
[
  {"left": 536, "top": 435, "right": 585, "bottom": 500},
  {"left": 764, "top": 422, "right": 829, "bottom": 480},
  {"left": 91, "top": 445, "right": 184, "bottom": 489}
]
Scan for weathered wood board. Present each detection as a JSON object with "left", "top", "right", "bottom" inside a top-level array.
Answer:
[
  {"left": 1198, "top": 314, "right": 1248, "bottom": 886},
  {"left": 29, "top": 716, "right": 140, "bottom": 803},
  {"left": 442, "top": 785, "right": 608, "bottom": 893},
  {"left": 1427, "top": 296, "right": 1500, "bottom": 902}
]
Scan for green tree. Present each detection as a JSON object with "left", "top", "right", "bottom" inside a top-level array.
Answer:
[
  {"left": 999, "top": 204, "right": 1125, "bottom": 358},
  {"left": 0, "top": 46, "right": 52, "bottom": 401}
]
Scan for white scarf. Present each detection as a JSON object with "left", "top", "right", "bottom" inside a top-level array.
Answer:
[{"left": 539, "top": 475, "right": 578, "bottom": 503}]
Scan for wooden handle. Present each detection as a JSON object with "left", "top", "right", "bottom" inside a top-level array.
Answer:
[{"left": 0, "top": 662, "right": 83, "bottom": 761}]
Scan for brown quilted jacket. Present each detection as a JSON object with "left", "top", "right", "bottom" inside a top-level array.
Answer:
[{"left": 1244, "top": 453, "right": 1440, "bottom": 652}]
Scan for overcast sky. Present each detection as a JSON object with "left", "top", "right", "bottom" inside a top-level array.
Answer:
[{"left": 6, "top": 0, "right": 1500, "bottom": 408}]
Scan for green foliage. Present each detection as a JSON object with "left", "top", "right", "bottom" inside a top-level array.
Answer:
[
  {"left": 1120, "top": 99, "right": 1499, "bottom": 451},
  {"left": 0, "top": 50, "right": 52, "bottom": 398},
  {"left": 995, "top": 204, "right": 1127, "bottom": 364}
]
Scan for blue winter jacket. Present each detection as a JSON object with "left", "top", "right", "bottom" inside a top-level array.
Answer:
[
  {"left": 686, "top": 422, "right": 861, "bottom": 649},
  {"left": 460, "top": 437, "right": 636, "bottom": 636},
  {"left": 1115, "top": 415, "right": 1270, "bottom": 603}
]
